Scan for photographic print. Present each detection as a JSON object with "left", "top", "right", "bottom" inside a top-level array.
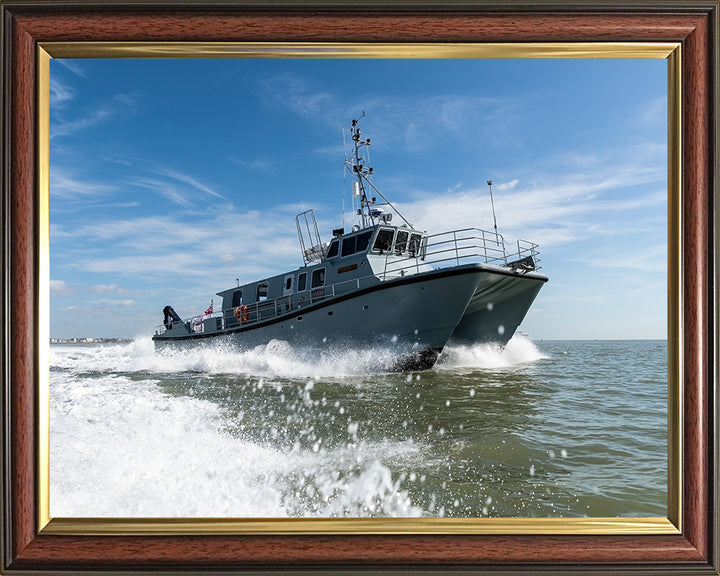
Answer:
[
  {"left": 2, "top": 2, "right": 716, "bottom": 573},
  {"left": 49, "top": 57, "right": 668, "bottom": 519}
]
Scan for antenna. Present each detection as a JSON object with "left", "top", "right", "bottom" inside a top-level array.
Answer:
[
  {"left": 345, "top": 114, "right": 414, "bottom": 229},
  {"left": 487, "top": 180, "right": 499, "bottom": 245}
]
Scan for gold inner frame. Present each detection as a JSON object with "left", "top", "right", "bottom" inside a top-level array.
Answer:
[{"left": 37, "top": 41, "right": 682, "bottom": 536}]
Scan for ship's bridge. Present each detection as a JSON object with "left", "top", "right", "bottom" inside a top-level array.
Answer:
[{"left": 324, "top": 224, "right": 426, "bottom": 261}]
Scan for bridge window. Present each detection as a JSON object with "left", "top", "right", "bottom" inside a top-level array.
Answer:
[
  {"left": 341, "top": 235, "right": 356, "bottom": 257},
  {"left": 231, "top": 290, "right": 243, "bottom": 307},
  {"left": 373, "top": 228, "right": 395, "bottom": 253},
  {"left": 298, "top": 272, "right": 307, "bottom": 291},
  {"left": 356, "top": 230, "right": 373, "bottom": 253},
  {"left": 326, "top": 239, "right": 339, "bottom": 258},
  {"left": 395, "top": 230, "right": 408, "bottom": 254}
]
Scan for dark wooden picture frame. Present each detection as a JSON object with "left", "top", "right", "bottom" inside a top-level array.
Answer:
[{"left": 1, "top": 1, "right": 717, "bottom": 573}]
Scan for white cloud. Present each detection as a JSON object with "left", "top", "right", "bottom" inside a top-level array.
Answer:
[
  {"left": 495, "top": 179, "right": 519, "bottom": 191},
  {"left": 50, "top": 280, "right": 71, "bottom": 296},
  {"left": 90, "top": 284, "right": 118, "bottom": 293}
]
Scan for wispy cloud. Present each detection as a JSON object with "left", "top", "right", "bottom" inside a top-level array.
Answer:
[
  {"left": 230, "top": 157, "right": 276, "bottom": 173},
  {"left": 52, "top": 207, "right": 302, "bottom": 287},
  {"left": 391, "top": 154, "right": 666, "bottom": 255},
  {"left": 55, "top": 59, "right": 87, "bottom": 78},
  {"left": 259, "top": 72, "right": 335, "bottom": 118},
  {"left": 153, "top": 168, "right": 227, "bottom": 201},
  {"left": 634, "top": 96, "right": 667, "bottom": 128},
  {"left": 257, "top": 72, "right": 525, "bottom": 155},
  {"left": 50, "top": 168, "right": 118, "bottom": 200},
  {"left": 126, "top": 167, "right": 228, "bottom": 207},
  {"left": 129, "top": 177, "right": 195, "bottom": 207},
  {"left": 50, "top": 77, "right": 74, "bottom": 108},
  {"left": 51, "top": 93, "right": 140, "bottom": 139}
]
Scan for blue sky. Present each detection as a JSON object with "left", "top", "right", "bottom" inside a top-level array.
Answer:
[{"left": 49, "top": 57, "right": 667, "bottom": 340}]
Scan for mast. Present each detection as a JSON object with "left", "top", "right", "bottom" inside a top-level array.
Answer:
[{"left": 346, "top": 114, "right": 414, "bottom": 230}]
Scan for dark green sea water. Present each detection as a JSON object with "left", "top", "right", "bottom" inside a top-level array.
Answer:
[{"left": 50, "top": 337, "right": 667, "bottom": 518}]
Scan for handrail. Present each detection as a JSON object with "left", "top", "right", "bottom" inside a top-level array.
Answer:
[{"left": 155, "top": 227, "right": 541, "bottom": 336}]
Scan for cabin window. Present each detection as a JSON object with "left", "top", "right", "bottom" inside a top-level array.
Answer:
[
  {"left": 356, "top": 230, "right": 373, "bottom": 252},
  {"left": 408, "top": 233, "right": 422, "bottom": 256},
  {"left": 285, "top": 276, "right": 293, "bottom": 291},
  {"left": 311, "top": 268, "right": 325, "bottom": 288},
  {"left": 231, "top": 290, "right": 243, "bottom": 307},
  {"left": 298, "top": 272, "right": 307, "bottom": 291},
  {"left": 373, "top": 228, "right": 395, "bottom": 253},
  {"left": 257, "top": 282, "right": 268, "bottom": 302},
  {"left": 395, "top": 230, "right": 409, "bottom": 254},
  {"left": 326, "top": 239, "right": 339, "bottom": 258},
  {"left": 341, "top": 235, "right": 356, "bottom": 257}
]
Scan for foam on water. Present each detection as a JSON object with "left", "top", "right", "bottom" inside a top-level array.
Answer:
[
  {"left": 437, "top": 333, "right": 548, "bottom": 370},
  {"left": 50, "top": 356, "right": 423, "bottom": 517},
  {"left": 50, "top": 333, "right": 546, "bottom": 382},
  {"left": 51, "top": 338, "right": 409, "bottom": 379}
]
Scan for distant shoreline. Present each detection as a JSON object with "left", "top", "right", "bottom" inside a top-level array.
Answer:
[{"left": 50, "top": 338, "right": 132, "bottom": 345}]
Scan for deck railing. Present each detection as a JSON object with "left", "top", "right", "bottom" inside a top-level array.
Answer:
[
  {"left": 381, "top": 228, "right": 541, "bottom": 279},
  {"left": 155, "top": 227, "right": 541, "bottom": 336}
]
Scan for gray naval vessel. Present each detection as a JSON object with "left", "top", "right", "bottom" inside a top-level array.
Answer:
[{"left": 153, "top": 117, "right": 548, "bottom": 370}]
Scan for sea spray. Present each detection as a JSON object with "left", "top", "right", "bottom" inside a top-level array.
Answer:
[
  {"left": 49, "top": 339, "right": 668, "bottom": 518},
  {"left": 50, "top": 352, "right": 425, "bottom": 517},
  {"left": 437, "top": 333, "right": 548, "bottom": 370}
]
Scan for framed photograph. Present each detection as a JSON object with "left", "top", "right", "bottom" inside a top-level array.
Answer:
[{"left": 1, "top": 1, "right": 717, "bottom": 574}]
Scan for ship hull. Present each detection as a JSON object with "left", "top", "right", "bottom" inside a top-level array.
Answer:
[
  {"left": 154, "top": 266, "right": 483, "bottom": 370},
  {"left": 449, "top": 267, "right": 547, "bottom": 346},
  {"left": 153, "top": 265, "right": 547, "bottom": 370}
]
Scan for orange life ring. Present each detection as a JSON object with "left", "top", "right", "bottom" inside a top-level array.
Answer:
[{"left": 235, "top": 305, "right": 250, "bottom": 323}]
